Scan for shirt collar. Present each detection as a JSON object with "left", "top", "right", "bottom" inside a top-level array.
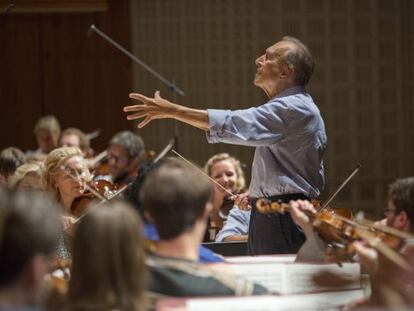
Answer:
[{"left": 271, "top": 85, "right": 306, "bottom": 100}]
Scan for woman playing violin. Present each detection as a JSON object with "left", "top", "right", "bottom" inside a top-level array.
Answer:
[
  {"left": 204, "top": 153, "right": 250, "bottom": 242},
  {"left": 43, "top": 147, "right": 91, "bottom": 258}
]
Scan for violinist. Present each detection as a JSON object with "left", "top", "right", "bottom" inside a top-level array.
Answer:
[
  {"left": 204, "top": 153, "right": 250, "bottom": 242},
  {"left": 43, "top": 147, "right": 91, "bottom": 258},
  {"left": 353, "top": 177, "right": 414, "bottom": 259},
  {"left": 67, "top": 202, "right": 146, "bottom": 311},
  {"left": 346, "top": 178, "right": 414, "bottom": 308},
  {"left": 291, "top": 177, "right": 414, "bottom": 262},
  {"left": 100, "top": 131, "right": 145, "bottom": 187},
  {"left": 0, "top": 189, "right": 60, "bottom": 310}
]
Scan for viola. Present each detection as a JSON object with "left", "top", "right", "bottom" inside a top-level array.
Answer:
[{"left": 70, "top": 180, "right": 118, "bottom": 217}]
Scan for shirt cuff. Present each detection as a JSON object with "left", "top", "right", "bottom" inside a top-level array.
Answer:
[{"left": 206, "top": 109, "right": 228, "bottom": 143}]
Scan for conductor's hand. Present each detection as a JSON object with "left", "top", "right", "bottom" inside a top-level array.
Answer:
[
  {"left": 124, "top": 91, "right": 177, "bottom": 128},
  {"left": 290, "top": 200, "right": 317, "bottom": 237},
  {"left": 232, "top": 192, "right": 251, "bottom": 211}
]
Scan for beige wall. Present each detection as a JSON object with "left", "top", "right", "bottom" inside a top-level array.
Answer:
[{"left": 130, "top": 0, "right": 414, "bottom": 216}]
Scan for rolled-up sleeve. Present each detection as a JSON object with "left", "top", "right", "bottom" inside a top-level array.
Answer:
[
  {"left": 215, "top": 208, "right": 251, "bottom": 242},
  {"left": 206, "top": 100, "right": 289, "bottom": 147}
]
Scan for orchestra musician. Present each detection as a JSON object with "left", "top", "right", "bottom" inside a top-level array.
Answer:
[
  {"left": 60, "top": 128, "right": 92, "bottom": 158},
  {"left": 123, "top": 160, "right": 224, "bottom": 263},
  {"left": 26, "top": 115, "right": 61, "bottom": 162},
  {"left": 291, "top": 177, "right": 414, "bottom": 263},
  {"left": 124, "top": 36, "right": 327, "bottom": 255},
  {"left": 0, "top": 189, "right": 61, "bottom": 310},
  {"left": 67, "top": 202, "right": 147, "bottom": 311},
  {"left": 0, "top": 147, "right": 26, "bottom": 186},
  {"left": 204, "top": 153, "right": 250, "bottom": 242},
  {"left": 101, "top": 131, "right": 145, "bottom": 187},
  {"left": 43, "top": 147, "right": 91, "bottom": 258},
  {"left": 139, "top": 157, "right": 268, "bottom": 302},
  {"left": 10, "top": 161, "right": 44, "bottom": 191}
]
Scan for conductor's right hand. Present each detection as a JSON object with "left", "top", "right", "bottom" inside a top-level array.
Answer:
[{"left": 124, "top": 91, "right": 177, "bottom": 128}]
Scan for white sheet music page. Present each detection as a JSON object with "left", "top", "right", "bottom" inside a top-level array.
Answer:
[
  {"left": 227, "top": 262, "right": 360, "bottom": 294},
  {"left": 225, "top": 254, "right": 296, "bottom": 264},
  {"left": 184, "top": 289, "right": 365, "bottom": 311}
]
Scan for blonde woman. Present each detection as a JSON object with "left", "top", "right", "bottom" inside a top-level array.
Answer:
[
  {"left": 68, "top": 202, "right": 146, "bottom": 311},
  {"left": 204, "top": 153, "right": 250, "bottom": 242},
  {"left": 11, "top": 161, "right": 44, "bottom": 191},
  {"left": 43, "top": 147, "right": 91, "bottom": 258}
]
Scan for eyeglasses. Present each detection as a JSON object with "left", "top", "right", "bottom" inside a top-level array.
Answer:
[{"left": 107, "top": 154, "right": 129, "bottom": 163}]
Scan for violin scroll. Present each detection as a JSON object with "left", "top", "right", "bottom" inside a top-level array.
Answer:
[{"left": 256, "top": 198, "right": 289, "bottom": 214}]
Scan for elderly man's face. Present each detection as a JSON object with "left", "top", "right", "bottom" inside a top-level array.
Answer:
[{"left": 254, "top": 41, "right": 293, "bottom": 91}]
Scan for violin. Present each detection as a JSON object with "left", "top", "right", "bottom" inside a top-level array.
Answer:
[
  {"left": 219, "top": 195, "right": 235, "bottom": 219},
  {"left": 70, "top": 180, "right": 118, "bottom": 217},
  {"left": 256, "top": 198, "right": 352, "bottom": 242},
  {"left": 257, "top": 199, "right": 413, "bottom": 270}
]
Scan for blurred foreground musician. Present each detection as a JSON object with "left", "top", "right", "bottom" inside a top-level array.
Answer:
[
  {"left": 124, "top": 36, "right": 327, "bottom": 255},
  {"left": 0, "top": 189, "right": 60, "bottom": 310},
  {"left": 140, "top": 158, "right": 268, "bottom": 303},
  {"left": 67, "top": 202, "right": 147, "bottom": 311},
  {"left": 0, "top": 147, "right": 26, "bottom": 186}
]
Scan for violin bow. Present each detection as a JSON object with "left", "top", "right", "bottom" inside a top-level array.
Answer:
[
  {"left": 90, "top": 150, "right": 108, "bottom": 168},
  {"left": 60, "top": 165, "right": 107, "bottom": 202},
  {"left": 71, "top": 184, "right": 129, "bottom": 226},
  {"left": 171, "top": 149, "right": 234, "bottom": 197},
  {"left": 317, "top": 163, "right": 362, "bottom": 213},
  {"left": 85, "top": 129, "right": 101, "bottom": 141},
  {"left": 355, "top": 212, "right": 414, "bottom": 240},
  {"left": 153, "top": 138, "right": 175, "bottom": 163},
  {"left": 355, "top": 228, "right": 412, "bottom": 272}
]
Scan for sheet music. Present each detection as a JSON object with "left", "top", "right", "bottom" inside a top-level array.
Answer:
[
  {"left": 225, "top": 255, "right": 296, "bottom": 264},
  {"left": 184, "top": 289, "right": 365, "bottom": 311},
  {"left": 228, "top": 262, "right": 360, "bottom": 294}
]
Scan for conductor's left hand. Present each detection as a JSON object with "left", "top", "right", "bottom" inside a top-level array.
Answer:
[{"left": 124, "top": 91, "right": 177, "bottom": 128}]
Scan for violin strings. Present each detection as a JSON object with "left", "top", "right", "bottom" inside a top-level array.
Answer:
[
  {"left": 171, "top": 149, "right": 234, "bottom": 197},
  {"left": 60, "top": 165, "right": 107, "bottom": 202},
  {"left": 72, "top": 184, "right": 129, "bottom": 226}
]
